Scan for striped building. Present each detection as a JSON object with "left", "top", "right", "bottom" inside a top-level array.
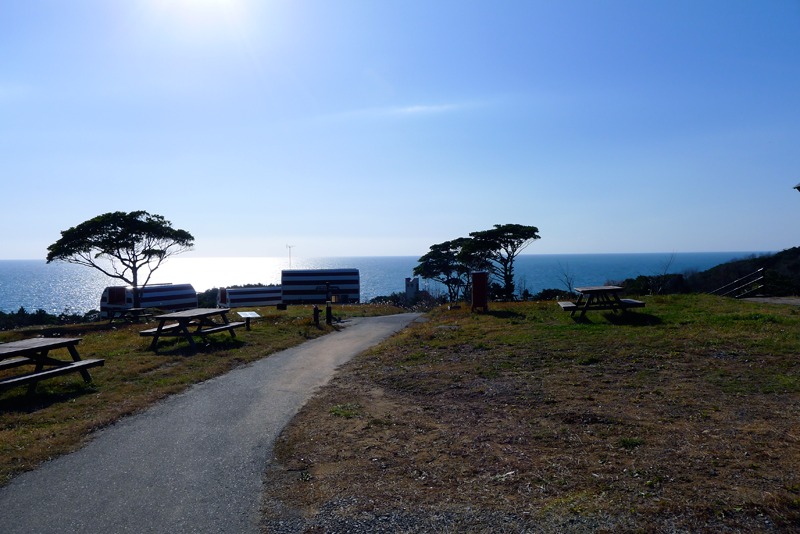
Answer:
[
  {"left": 281, "top": 269, "right": 360, "bottom": 305},
  {"left": 100, "top": 283, "right": 197, "bottom": 319},
  {"left": 217, "top": 286, "right": 282, "bottom": 308}
]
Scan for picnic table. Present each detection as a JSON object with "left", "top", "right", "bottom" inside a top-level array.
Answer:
[
  {"left": 108, "top": 307, "right": 153, "bottom": 324},
  {"left": 0, "top": 338, "right": 104, "bottom": 396},
  {"left": 558, "top": 286, "right": 645, "bottom": 319},
  {"left": 140, "top": 308, "right": 246, "bottom": 351}
]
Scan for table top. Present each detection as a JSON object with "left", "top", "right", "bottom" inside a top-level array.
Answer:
[
  {"left": 154, "top": 308, "right": 231, "bottom": 320},
  {"left": 574, "top": 286, "right": 624, "bottom": 294},
  {"left": 0, "top": 337, "right": 82, "bottom": 357}
]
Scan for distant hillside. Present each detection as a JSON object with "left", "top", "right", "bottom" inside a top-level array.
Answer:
[
  {"left": 686, "top": 247, "right": 800, "bottom": 296},
  {"left": 618, "top": 247, "right": 800, "bottom": 297}
]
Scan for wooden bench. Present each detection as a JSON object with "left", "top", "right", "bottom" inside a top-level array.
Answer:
[
  {"left": 0, "top": 360, "right": 105, "bottom": 392},
  {"left": 0, "top": 338, "right": 104, "bottom": 396},
  {"left": 108, "top": 308, "right": 153, "bottom": 324},
  {"left": 192, "top": 322, "right": 246, "bottom": 336},
  {"left": 558, "top": 300, "right": 645, "bottom": 312},
  {"left": 619, "top": 299, "right": 646, "bottom": 308},
  {"left": 0, "top": 357, "right": 36, "bottom": 371},
  {"left": 138, "top": 323, "right": 183, "bottom": 336},
  {"left": 139, "top": 322, "right": 245, "bottom": 338}
]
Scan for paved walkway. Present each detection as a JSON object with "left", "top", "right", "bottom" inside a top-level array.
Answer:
[
  {"left": 0, "top": 313, "right": 422, "bottom": 534},
  {"left": 742, "top": 296, "right": 800, "bottom": 306}
]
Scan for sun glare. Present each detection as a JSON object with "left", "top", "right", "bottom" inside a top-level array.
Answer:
[{"left": 145, "top": 0, "right": 252, "bottom": 41}]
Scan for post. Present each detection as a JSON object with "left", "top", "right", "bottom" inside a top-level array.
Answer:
[
  {"left": 313, "top": 305, "right": 320, "bottom": 326},
  {"left": 326, "top": 301, "right": 332, "bottom": 325}
]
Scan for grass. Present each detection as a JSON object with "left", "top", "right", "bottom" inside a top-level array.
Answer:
[
  {"left": 0, "top": 303, "right": 402, "bottom": 486},
  {"left": 329, "top": 403, "right": 363, "bottom": 419},
  {"left": 264, "top": 294, "right": 800, "bottom": 532}
]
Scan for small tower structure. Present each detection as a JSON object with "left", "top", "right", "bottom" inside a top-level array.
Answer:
[{"left": 405, "top": 277, "right": 419, "bottom": 301}]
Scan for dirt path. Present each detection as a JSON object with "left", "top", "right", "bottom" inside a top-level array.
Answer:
[
  {"left": 0, "top": 313, "right": 422, "bottom": 534},
  {"left": 742, "top": 296, "right": 800, "bottom": 306}
]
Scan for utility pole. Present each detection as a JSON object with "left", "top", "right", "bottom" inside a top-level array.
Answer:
[{"left": 286, "top": 244, "right": 294, "bottom": 268}]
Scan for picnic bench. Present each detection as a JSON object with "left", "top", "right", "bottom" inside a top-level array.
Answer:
[
  {"left": 0, "top": 338, "right": 104, "bottom": 396},
  {"left": 140, "top": 308, "right": 246, "bottom": 351},
  {"left": 108, "top": 307, "right": 153, "bottom": 324},
  {"left": 558, "top": 286, "right": 645, "bottom": 319}
]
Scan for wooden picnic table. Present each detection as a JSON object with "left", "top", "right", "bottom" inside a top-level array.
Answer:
[
  {"left": 108, "top": 307, "right": 153, "bottom": 324},
  {"left": 139, "top": 308, "right": 246, "bottom": 351},
  {"left": 0, "top": 338, "right": 104, "bottom": 396},
  {"left": 558, "top": 286, "right": 645, "bottom": 319}
]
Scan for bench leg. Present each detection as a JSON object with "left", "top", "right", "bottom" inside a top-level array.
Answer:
[
  {"left": 149, "top": 320, "right": 167, "bottom": 351},
  {"left": 579, "top": 294, "right": 594, "bottom": 319},
  {"left": 179, "top": 323, "right": 198, "bottom": 350},
  {"left": 571, "top": 294, "right": 584, "bottom": 317},
  {"left": 26, "top": 361, "right": 44, "bottom": 396},
  {"left": 67, "top": 345, "right": 93, "bottom": 383}
]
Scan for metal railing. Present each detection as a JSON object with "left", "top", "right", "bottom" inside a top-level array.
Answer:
[{"left": 709, "top": 268, "right": 765, "bottom": 298}]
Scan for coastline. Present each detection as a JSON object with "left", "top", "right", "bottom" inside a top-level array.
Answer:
[{"left": 0, "top": 251, "right": 775, "bottom": 315}]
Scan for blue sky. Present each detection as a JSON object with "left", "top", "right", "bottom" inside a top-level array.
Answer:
[{"left": 2, "top": 1, "right": 799, "bottom": 260}]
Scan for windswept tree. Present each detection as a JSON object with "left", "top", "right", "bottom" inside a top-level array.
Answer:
[
  {"left": 468, "top": 224, "right": 541, "bottom": 301},
  {"left": 414, "top": 238, "right": 490, "bottom": 303},
  {"left": 414, "top": 240, "right": 467, "bottom": 303},
  {"left": 46, "top": 211, "right": 194, "bottom": 308}
]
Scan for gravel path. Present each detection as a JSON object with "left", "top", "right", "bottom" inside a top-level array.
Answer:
[{"left": 0, "top": 313, "right": 421, "bottom": 534}]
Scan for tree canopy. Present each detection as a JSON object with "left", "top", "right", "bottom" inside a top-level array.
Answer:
[
  {"left": 413, "top": 238, "right": 488, "bottom": 302},
  {"left": 414, "top": 224, "right": 539, "bottom": 303},
  {"left": 468, "top": 224, "right": 540, "bottom": 301},
  {"left": 46, "top": 211, "right": 194, "bottom": 307}
]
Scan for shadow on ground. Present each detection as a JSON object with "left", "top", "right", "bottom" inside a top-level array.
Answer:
[
  {"left": 605, "top": 312, "right": 663, "bottom": 326},
  {"left": 149, "top": 338, "right": 247, "bottom": 356},
  {"left": 0, "top": 384, "right": 98, "bottom": 413},
  {"left": 482, "top": 310, "right": 527, "bottom": 320},
  {"left": 567, "top": 312, "right": 662, "bottom": 326}
]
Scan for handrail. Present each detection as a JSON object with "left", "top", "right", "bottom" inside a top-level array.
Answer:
[
  {"left": 734, "top": 283, "right": 765, "bottom": 299},
  {"left": 719, "top": 277, "right": 764, "bottom": 298},
  {"left": 709, "top": 268, "right": 764, "bottom": 296},
  {"left": 709, "top": 268, "right": 766, "bottom": 298}
]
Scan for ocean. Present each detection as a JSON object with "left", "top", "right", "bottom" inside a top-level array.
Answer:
[{"left": 0, "top": 252, "right": 770, "bottom": 315}]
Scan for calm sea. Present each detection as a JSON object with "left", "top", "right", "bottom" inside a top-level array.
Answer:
[{"left": 0, "top": 252, "right": 770, "bottom": 315}]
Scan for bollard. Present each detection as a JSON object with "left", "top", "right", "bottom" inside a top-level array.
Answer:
[
  {"left": 326, "top": 301, "right": 332, "bottom": 325},
  {"left": 313, "top": 305, "right": 320, "bottom": 326}
]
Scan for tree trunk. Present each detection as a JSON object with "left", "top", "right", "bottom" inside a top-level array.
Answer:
[{"left": 132, "top": 269, "right": 140, "bottom": 308}]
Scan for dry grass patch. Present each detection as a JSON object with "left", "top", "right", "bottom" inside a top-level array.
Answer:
[
  {"left": 264, "top": 295, "right": 800, "bottom": 532},
  {"left": 0, "top": 303, "right": 402, "bottom": 486}
]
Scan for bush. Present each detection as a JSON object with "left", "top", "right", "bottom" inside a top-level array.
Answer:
[
  {"left": 0, "top": 307, "right": 100, "bottom": 331},
  {"left": 530, "top": 288, "right": 576, "bottom": 301},
  {"left": 369, "top": 290, "right": 442, "bottom": 312}
]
